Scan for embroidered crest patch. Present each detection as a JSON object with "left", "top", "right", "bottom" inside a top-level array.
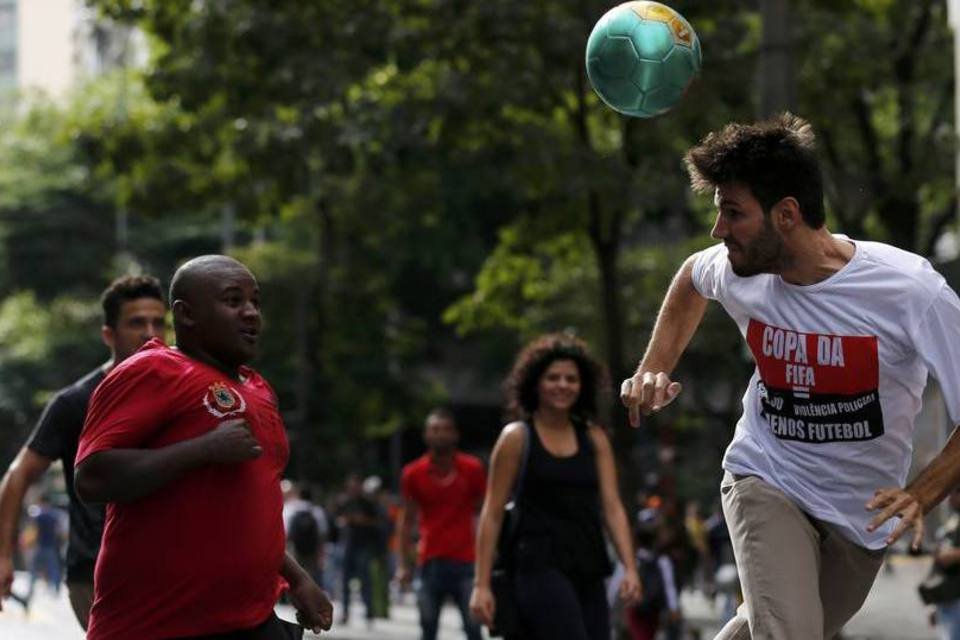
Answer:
[{"left": 203, "top": 382, "right": 247, "bottom": 418}]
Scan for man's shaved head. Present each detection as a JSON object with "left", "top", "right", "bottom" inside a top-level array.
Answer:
[
  {"left": 169, "top": 255, "right": 262, "bottom": 372},
  {"left": 170, "top": 255, "right": 252, "bottom": 305}
]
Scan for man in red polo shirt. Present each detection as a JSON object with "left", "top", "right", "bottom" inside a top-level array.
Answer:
[
  {"left": 75, "top": 255, "right": 332, "bottom": 640},
  {"left": 397, "top": 408, "right": 485, "bottom": 640}
]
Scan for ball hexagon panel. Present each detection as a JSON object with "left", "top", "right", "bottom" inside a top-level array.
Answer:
[
  {"left": 661, "top": 46, "right": 698, "bottom": 89},
  {"left": 633, "top": 57, "right": 664, "bottom": 94},
  {"left": 596, "top": 35, "right": 640, "bottom": 79},
  {"left": 632, "top": 21, "right": 674, "bottom": 62}
]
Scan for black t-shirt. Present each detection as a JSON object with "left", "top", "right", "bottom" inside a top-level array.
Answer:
[
  {"left": 336, "top": 495, "right": 383, "bottom": 552},
  {"left": 26, "top": 366, "right": 106, "bottom": 583}
]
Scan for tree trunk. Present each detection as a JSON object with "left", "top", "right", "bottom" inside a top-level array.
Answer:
[{"left": 758, "top": 0, "right": 795, "bottom": 117}]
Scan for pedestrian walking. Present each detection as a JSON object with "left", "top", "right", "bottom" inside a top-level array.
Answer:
[
  {"left": 397, "top": 408, "right": 486, "bottom": 640},
  {"left": 470, "top": 333, "right": 640, "bottom": 640}
]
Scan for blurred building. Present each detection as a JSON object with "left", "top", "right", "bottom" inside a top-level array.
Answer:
[{"left": 0, "top": 0, "right": 143, "bottom": 102}]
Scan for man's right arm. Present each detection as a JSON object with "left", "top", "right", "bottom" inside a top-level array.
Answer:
[
  {"left": 75, "top": 419, "right": 262, "bottom": 505},
  {"left": 0, "top": 448, "right": 52, "bottom": 604},
  {"left": 621, "top": 255, "right": 709, "bottom": 427},
  {"left": 395, "top": 495, "right": 418, "bottom": 586}
]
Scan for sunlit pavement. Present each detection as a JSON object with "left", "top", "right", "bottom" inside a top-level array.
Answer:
[{"left": 0, "top": 556, "right": 940, "bottom": 639}]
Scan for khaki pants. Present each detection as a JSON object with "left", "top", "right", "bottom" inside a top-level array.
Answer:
[{"left": 716, "top": 473, "right": 885, "bottom": 640}]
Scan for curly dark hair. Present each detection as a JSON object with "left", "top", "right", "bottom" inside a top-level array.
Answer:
[
  {"left": 101, "top": 275, "right": 165, "bottom": 328},
  {"left": 503, "top": 333, "right": 609, "bottom": 421},
  {"left": 683, "top": 112, "right": 825, "bottom": 228}
]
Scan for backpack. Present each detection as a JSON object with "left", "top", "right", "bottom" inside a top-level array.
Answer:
[
  {"left": 634, "top": 554, "right": 666, "bottom": 616},
  {"left": 288, "top": 509, "right": 320, "bottom": 556}
]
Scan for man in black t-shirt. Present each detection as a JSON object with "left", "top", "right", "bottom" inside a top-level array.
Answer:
[
  {"left": 0, "top": 275, "right": 166, "bottom": 629},
  {"left": 335, "top": 473, "right": 384, "bottom": 626}
]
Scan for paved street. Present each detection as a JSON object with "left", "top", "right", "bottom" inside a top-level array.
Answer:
[{"left": 0, "top": 555, "right": 941, "bottom": 639}]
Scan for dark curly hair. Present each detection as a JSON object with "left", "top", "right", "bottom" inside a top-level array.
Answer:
[
  {"left": 503, "top": 333, "right": 609, "bottom": 421},
  {"left": 101, "top": 275, "right": 165, "bottom": 328},
  {"left": 683, "top": 112, "right": 825, "bottom": 228}
]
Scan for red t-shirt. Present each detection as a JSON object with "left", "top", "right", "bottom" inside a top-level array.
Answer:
[
  {"left": 400, "top": 452, "right": 486, "bottom": 564},
  {"left": 76, "top": 339, "right": 289, "bottom": 640}
]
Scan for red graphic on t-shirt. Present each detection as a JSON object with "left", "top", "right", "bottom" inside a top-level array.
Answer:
[
  {"left": 745, "top": 319, "right": 884, "bottom": 444},
  {"left": 746, "top": 320, "right": 878, "bottom": 395}
]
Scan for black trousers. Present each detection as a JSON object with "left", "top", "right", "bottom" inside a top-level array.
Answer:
[
  {"left": 514, "top": 568, "right": 609, "bottom": 640},
  {"left": 176, "top": 613, "right": 303, "bottom": 640}
]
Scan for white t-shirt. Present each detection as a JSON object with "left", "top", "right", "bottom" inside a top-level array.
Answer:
[{"left": 691, "top": 238, "right": 960, "bottom": 549}]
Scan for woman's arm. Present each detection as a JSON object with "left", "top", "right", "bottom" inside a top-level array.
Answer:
[
  {"left": 590, "top": 425, "right": 640, "bottom": 602},
  {"left": 469, "top": 422, "right": 527, "bottom": 627}
]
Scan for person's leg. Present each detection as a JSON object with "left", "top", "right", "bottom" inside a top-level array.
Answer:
[
  {"left": 814, "top": 519, "right": 884, "bottom": 639},
  {"left": 575, "top": 577, "right": 611, "bottom": 640},
  {"left": 448, "top": 560, "right": 483, "bottom": 640},
  {"left": 417, "top": 561, "right": 443, "bottom": 640},
  {"left": 358, "top": 549, "right": 374, "bottom": 622},
  {"left": 66, "top": 581, "right": 95, "bottom": 630},
  {"left": 717, "top": 472, "right": 824, "bottom": 640},
  {"left": 43, "top": 548, "right": 61, "bottom": 594},
  {"left": 515, "top": 568, "right": 591, "bottom": 640},
  {"left": 340, "top": 545, "right": 356, "bottom": 623},
  {"left": 937, "top": 599, "right": 960, "bottom": 640}
]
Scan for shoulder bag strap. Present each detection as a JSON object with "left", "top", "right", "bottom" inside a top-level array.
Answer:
[{"left": 510, "top": 421, "right": 532, "bottom": 503}]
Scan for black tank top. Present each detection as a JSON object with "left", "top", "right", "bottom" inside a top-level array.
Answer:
[{"left": 513, "top": 419, "right": 611, "bottom": 579}]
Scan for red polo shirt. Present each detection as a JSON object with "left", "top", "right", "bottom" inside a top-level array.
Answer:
[
  {"left": 76, "top": 340, "right": 289, "bottom": 640},
  {"left": 400, "top": 452, "right": 486, "bottom": 564}
]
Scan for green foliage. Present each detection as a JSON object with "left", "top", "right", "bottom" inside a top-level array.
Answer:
[{"left": 31, "top": 0, "right": 950, "bottom": 502}]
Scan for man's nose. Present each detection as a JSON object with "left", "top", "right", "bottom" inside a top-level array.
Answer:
[{"left": 710, "top": 213, "right": 726, "bottom": 240}]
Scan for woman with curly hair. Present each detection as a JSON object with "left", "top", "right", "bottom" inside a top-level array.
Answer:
[{"left": 469, "top": 333, "right": 640, "bottom": 640}]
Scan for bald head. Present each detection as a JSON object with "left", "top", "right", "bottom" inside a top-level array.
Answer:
[
  {"left": 170, "top": 255, "right": 252, "bottom": 305},
  {"left": 169, "top": 255, "right": 262, "bottom": 371}
]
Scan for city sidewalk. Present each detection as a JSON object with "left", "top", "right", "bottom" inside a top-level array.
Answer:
[{"left": 0, "top": 555, "right": 942, "bottom": 639}]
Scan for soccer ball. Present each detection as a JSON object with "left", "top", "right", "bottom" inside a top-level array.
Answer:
[{"left": 585, "top": 1, "right": 702, "bottom": 118}]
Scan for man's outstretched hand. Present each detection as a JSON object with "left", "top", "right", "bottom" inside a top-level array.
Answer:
[{"left": 620, "top": 371, "right": 682, "bottom": 427}]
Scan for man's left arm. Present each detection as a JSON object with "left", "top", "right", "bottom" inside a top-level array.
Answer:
[
  {"left": 868, "top": 283, "right": 960, "bottom": 547},
  {"left": 280, "top": 552, "right": 333, "bottom": 634}
]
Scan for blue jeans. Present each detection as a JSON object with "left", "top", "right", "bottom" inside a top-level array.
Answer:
[
  {"left": 29, "top": 546, "right": 62, "bottom": 597},
  {"left": 417, "top": 559, "right": 482, "bottom": 640},
  {"left": 939, "top": 599, "right": 960, "bottom": 640}
]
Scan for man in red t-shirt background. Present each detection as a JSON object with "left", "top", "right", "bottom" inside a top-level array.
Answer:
[
  {"left": 75, "top": 255, "right": 333, "bottom": 640},
  {"left": 397, "top": 408, "right": 486, "bottom": 640}
]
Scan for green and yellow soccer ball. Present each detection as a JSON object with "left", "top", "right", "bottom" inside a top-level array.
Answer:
[{"left": 586, "top": 1, "right": 702, "bottom": 118}]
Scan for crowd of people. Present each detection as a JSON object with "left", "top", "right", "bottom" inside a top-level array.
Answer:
[{"left": 3, "top": 113, "right": 960, "bottom": 640}]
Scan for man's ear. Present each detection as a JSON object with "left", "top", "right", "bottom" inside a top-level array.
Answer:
[
  {"left": 172, "top": 299, "right": 195, "bottom": 327},
  {"left": 101, "top": 325, "right": 115, "bottom": 351},
  {"left": 772, "top": 197, "right": 802, "bottom": 232}
]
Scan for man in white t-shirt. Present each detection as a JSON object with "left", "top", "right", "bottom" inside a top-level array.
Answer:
[{"left": 620, "top": 113, "right": 960, "bottom": 640}]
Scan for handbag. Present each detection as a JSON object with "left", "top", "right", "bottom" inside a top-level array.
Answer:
[
  {"left": 919, "top": 518, "right": 960, "bottom": 605},
  {"left": 918, "top": 564, "right": 960, "bottom": 605},
  {"left": 489, "top": 421, "right": 531, "bottom": 638}
]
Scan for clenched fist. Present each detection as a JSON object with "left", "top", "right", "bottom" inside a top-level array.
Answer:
[{"left": 200, "top": 419, "right": 262, "bottom": 463}]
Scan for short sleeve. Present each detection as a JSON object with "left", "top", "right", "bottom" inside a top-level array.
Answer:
[
  {"left": 471, "top": 460, "right": 487, "bottom": 503},
  {"left": 400, "top": 464, "right": 417, "bottom": 502},
  {"left": 76, "top": 356, "right": 176, "bottom": 466},
  {"left": 25, "top": 392, "right": 80, "bottom": 460},
  {"left": 690, "top": 244, "right": 728, "bottom": 301},
  {"left": 915, "top": 283, "right": 960, "bottom": 425}
]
